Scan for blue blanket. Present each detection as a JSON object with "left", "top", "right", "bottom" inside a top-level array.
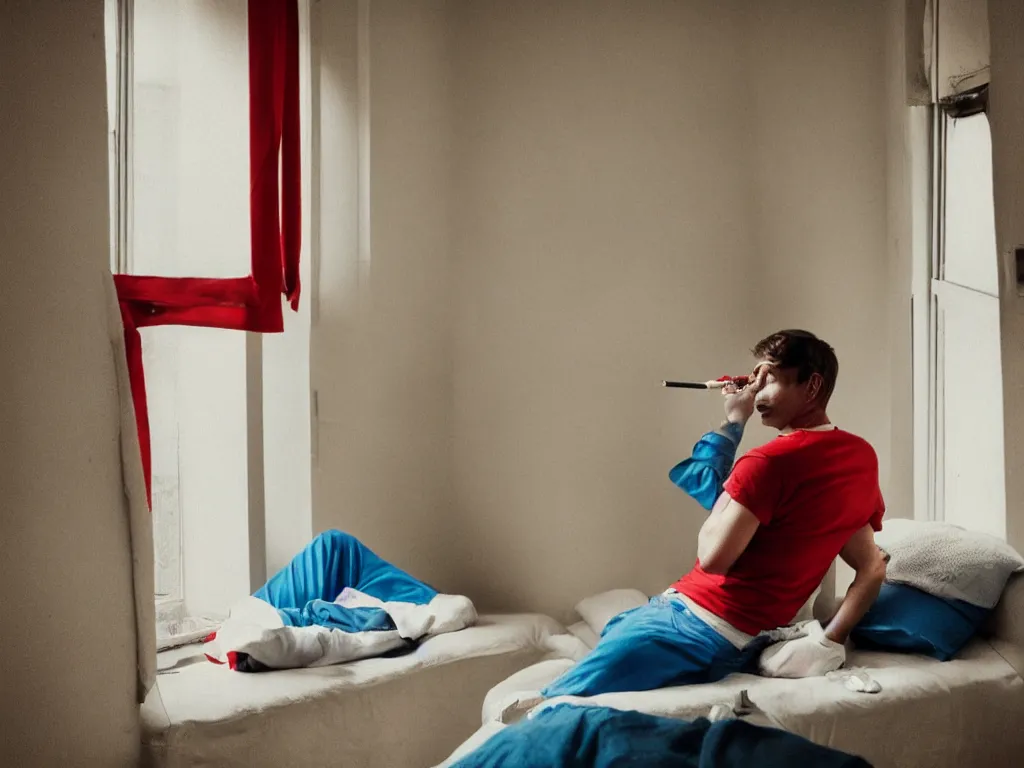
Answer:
[
  {"left": 451, "top": 705, "right": 872, "bottom": 768},
  {"left": 204, "top": 530, "right": 477, "bottom": 670}
]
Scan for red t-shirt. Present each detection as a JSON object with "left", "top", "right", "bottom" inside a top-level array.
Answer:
[{"left": 672, "top": 428, "right": 884, "bottom": 635}]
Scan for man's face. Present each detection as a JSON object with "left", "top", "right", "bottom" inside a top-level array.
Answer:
[{"left": 752, "top": 360, "right": 813, "bottom": 430}]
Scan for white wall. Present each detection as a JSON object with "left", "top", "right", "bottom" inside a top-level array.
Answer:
[
  {"left": 741, "top": 1, "right": 892, "bottom": 470},
  {"left": 313, "top": 0, "right": 457, "bottom": 590},
  {"left": 450, "top": 0, "right": 757, "bottom": 617},
  {"left": 312, "top": 0, "right": 901, "bottom": 618},
  {"left": 0, "top": 1, "right": 139, "bottom": 763},
  {"left": 450, "top": 0, "right": 892, "bottom": 617}
]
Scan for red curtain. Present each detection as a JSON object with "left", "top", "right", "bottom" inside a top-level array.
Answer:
[{"left": 115, "top": 0, "right": 301, "bottom": 505}]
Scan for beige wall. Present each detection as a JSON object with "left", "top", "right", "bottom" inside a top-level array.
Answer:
[
  {"left": 0, "top": 1, "right": 140, "bottom": 764},
  {"left": 740, "top": 1, "right": 892, "bottom": 474},
  {"left": 989, "top": 0, "right": 1024, "bottom": 554},
  {"left": 313, "top": 0, "right": 458, "bottom": 589},
  {"left": 449, "top": 0, "right": 891, "bottom": 617},
  {"left": 313, "top": 0, "right": 902, "bottom": 618},
  {"left": 450, "top": 0, "right": 758, "bottom": 617}
]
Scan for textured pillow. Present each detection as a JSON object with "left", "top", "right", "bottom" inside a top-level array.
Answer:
[
  {"left": 876, "top": 518, "right": 1024, "bottom": 609},
  {"left": 852, "top": 582, "right": 991, "bottom": 661},
  {"left": 574, "top": 589, "right": 649, "bottom": 636}
]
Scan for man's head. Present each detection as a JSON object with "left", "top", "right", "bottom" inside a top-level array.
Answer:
[{"left": 750, "top": 330, "right": 838, "bottom": 431}]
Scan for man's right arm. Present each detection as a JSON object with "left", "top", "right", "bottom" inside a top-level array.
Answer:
[
  {"left": 696, "top": 493, "right": 761, "bottom": 574},
  {"left": 668, "top": 421, "right": 745, "bottom": 510},
  {"left": 668, "top": 369, "right": 767, "bottom": 510}
]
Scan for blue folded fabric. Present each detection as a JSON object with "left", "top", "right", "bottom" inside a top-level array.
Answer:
[
  {"left": 254, "top": 529, "right": 439, "bottom": 628},
  {"left": 450, "top": 704, "right": 871, "bottom": 768},
  {"left": 669, "top": 425, "right": 743, "bottom": 511},
  {"left": 852, "top": 582, "right": 991, "bottom": 661}
]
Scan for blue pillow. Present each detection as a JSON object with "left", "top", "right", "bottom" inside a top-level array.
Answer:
[{"left": 851, "top": 582, "right": 991, "bottom": 661}]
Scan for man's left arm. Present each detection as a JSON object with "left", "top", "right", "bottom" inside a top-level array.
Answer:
[
  {"left": 696, "top": 494, "right": 761, "bottom": 575},
  {"left": 824, "top": 524, "right": 888, "bottom": 644}
]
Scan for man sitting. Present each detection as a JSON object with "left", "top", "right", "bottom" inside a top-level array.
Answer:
[{"left": 544, "top": 330, "right": 887, "bottom": 697}]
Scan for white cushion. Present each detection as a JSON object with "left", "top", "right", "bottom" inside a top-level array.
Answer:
[
  {"left": 567, "top": 620, "right": 600, "bottom": 649},
  {"left": 574, "top": 589, "right": 649, "bottom": 635}
]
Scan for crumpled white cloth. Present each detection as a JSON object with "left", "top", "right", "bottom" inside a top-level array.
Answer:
[
  {"left": 758, "top": 620, "right": 846, "bottom": 679},
  {"left": 205, "top": 592, "right": 478, "bottom": 670}
]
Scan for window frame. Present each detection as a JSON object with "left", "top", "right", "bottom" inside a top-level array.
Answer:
[
  {"left": 107, "top": 0, "right": 306, "bottom": 606},
  {"left": 109, "top": 0, "right": 302, "bottom": 509}
]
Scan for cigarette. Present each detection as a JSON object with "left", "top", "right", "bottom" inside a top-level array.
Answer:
[
  {"left": 662, "top": 381, "right": 715, "bottom": 389},
  {"left": 661, "top": 376, "right": 751, "bottom": 390}
]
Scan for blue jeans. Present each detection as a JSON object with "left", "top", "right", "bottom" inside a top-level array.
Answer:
[
  {"left": 542, "top": 596, "right": 768, "bottom": 697},
  {"left": 253, "top": 530, "right": 438, "bottom": 629}
]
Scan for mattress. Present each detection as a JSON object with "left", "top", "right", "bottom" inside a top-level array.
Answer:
[
  {"left": 438, "top": 639, "right": 1024, "bottom": 768},
  {"left": 142, "top": 613, "right": 587, "bottom": 768}
]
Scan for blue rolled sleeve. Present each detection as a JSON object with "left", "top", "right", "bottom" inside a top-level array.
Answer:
[{"left": 668, "top": 423, "right": 743, "bottom": 511}]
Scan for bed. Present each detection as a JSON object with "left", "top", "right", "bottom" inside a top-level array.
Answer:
[
  {"left": 436, "top": 575, "right": 1024, "bottom": 768},
  {"left": 141, "top": 613, "right": 588, "bottom": 768}
]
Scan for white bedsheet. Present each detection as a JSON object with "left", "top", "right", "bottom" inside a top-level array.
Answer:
[{"left": 142, "top": 613, "right": 587, "bottom": 768}]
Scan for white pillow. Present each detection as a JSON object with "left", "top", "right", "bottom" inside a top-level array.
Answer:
[
  {"left": 567, "top": 620, "right": 600, "bottom": 649},
  {"left": 876, "top": 518, "right": 1024, "bottom": 609},
  {"left": 574, "top": 589, "right": 649, "bottom": 635}
]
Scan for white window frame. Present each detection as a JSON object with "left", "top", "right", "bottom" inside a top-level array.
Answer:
[{"left": 914, "top": 5, "right": 1004, "bottom": 532}]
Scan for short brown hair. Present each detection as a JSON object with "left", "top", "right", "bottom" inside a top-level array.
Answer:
[{"left": 753, "top": 329, "right": 839, "bottom": 405}]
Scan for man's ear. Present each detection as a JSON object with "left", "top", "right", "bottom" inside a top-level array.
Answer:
[{"left": 806, "top": 372, "right": 823, "bottom": 403}]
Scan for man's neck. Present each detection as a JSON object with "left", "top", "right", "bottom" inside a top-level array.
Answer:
[{"left": 781, "top": 409, "right": 831, "bottom": 434}]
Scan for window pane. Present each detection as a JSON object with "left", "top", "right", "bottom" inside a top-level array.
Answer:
[
  {"left": 937, "top": 112, "right": 1005, "bottom": 539},
  {"left": 131, "top": 0, "right": 251, "bottom": 278},
  {"left": 143, "top": 322, "right": 252, "bottom": 615},
  {"left": 939, "top": 284, "right": 1006, "bottom": 539},
  {"left": 126, "top": 0, "right": 255, "bottom": 616},
  {"left": 144, "top": 326, "right": 183, "bottom": 602},
  {"left": 943, "top": 114, "right": 999, "bottom": 296}
]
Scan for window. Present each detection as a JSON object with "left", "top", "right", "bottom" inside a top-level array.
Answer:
[
  {"left": 930, "top": 110, "right": 1006, "bottom": 538},
  {"left": 106, "top": 0, "right": 312, "bottom": 625},
  {"left": 909, "top": 0, "right": 1006, "bottom": 539}
]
